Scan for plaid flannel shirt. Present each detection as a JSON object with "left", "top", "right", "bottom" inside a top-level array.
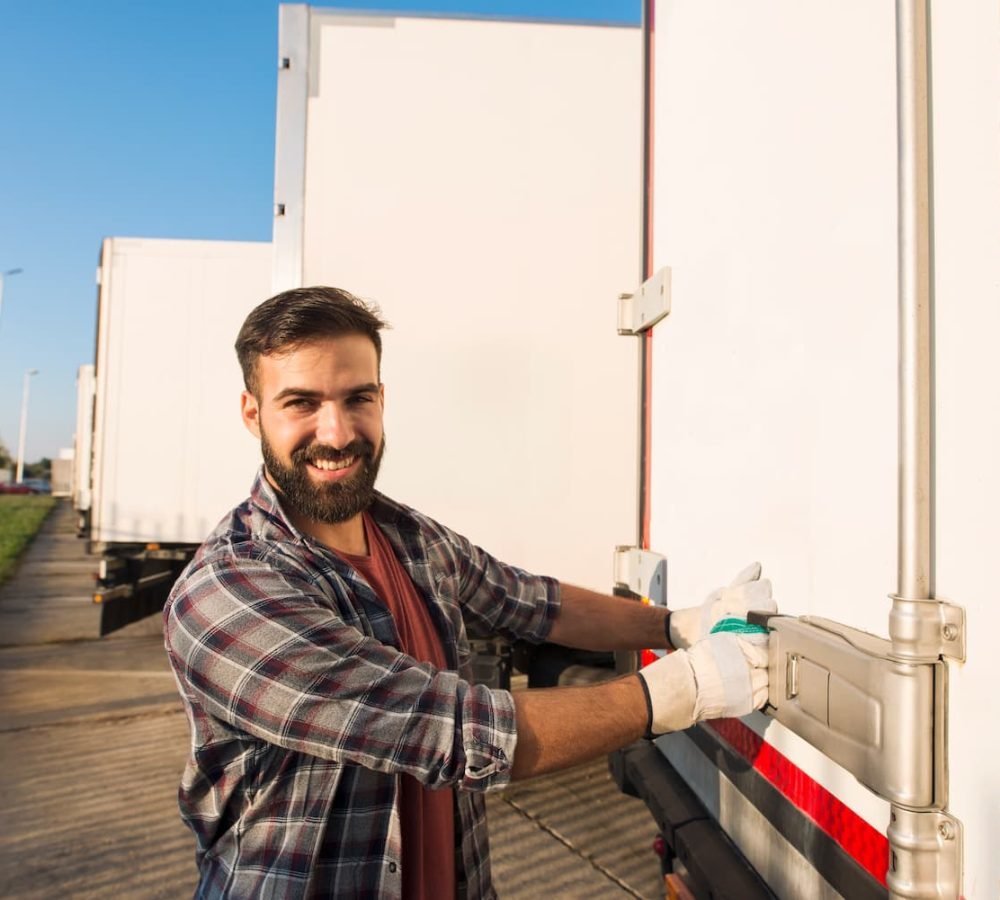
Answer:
[{"left": 164, "top": 470, "right": 560, "bottom": 899}]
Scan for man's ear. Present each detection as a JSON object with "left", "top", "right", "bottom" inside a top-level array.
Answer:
[{"left": 241, "top": 390, "right": 262, "bottom": 439}]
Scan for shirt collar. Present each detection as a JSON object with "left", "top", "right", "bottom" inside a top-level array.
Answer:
[{"left": 248, "top": 466, "right": 307, "bottom": 544}]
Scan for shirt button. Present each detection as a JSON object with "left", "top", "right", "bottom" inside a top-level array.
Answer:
[{"left": 389, "top": 863, "right": 397, "bottom": 873}]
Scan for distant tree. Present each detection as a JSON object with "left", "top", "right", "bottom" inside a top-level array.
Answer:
[
  {"left": 24, "top": 458, "right": 52, "bottom": 479},
  {"left": 0, "top": 439, "right": 12, "bottom": 470}
]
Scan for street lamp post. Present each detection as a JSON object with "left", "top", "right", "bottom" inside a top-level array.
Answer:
[{"left": 15, "top": 368, "right": 39, "bottom": 484}]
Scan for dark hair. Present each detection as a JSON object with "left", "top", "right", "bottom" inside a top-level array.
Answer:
[{"left": 236, "top": 286, "right": 389, "bottom": 395}]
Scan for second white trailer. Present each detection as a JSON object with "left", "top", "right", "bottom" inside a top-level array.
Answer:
[
  {"left": 87, "top": 237, "right": 272, "bottom": 632},
  {"left": 272, "top": 6, "right": 644, "bottom": 604}
]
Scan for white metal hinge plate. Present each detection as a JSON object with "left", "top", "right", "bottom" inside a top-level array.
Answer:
[
  {"left": 613, "top": 547, "right": 666, "bottom": 605},
  {"left": 618, "top": 267, "right": 671, "bottom": 335}
]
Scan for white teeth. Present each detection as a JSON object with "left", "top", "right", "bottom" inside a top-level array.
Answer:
[{"left": 312, "top": 456, "right": 356, "bottom": 471}]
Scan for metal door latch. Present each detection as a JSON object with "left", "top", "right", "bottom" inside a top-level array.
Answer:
[{"left": 754, "top": 613, "right": 947, "bottom": 809}]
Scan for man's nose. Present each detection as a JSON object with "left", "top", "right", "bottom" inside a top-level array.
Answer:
[{"left": 315, "top": 403, "right": 355, "bottom": 448}]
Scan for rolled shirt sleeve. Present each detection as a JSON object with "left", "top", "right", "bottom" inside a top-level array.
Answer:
[
  {"left": 403, "top": 509, "right": 561, "bottom": 645},
  {"left": 457, "top": 539, "right": 561, "bottom": 644},
  {"left": 166, "top": 547, "right": 518, "bottom": 792}
]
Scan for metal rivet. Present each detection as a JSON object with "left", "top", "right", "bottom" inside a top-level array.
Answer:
[
  {"left": 943, "top": 624, "right": 958, "bottom": 641},
  {"left": 938, "top": 821, "right": 955, "bottom": 841}
]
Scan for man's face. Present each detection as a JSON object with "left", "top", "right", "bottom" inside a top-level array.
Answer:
[{"left": 241, "top": 334, "right": 385, "bottom": 525}]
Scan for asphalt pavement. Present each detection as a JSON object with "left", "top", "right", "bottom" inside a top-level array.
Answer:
[{"left": 0, "top": 501, "right": 662, "bottom": 899}]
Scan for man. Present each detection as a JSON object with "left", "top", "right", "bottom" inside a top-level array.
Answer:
[{"left": 164, "top": 286, "right": 774, "bottom": 899}]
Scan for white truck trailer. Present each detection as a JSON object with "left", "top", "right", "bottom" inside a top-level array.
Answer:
[
  {"left": 610, "top": 2, "right": 999, "bottom": 898},
  {"left": 85, "top": 238, "right": 271, "bottom": 634},
  {"left": 72, "top": 363, "right": 95, "bottom": 524},
  {"left": 272, "top": 6, "right": 644, "bottom": 682}
]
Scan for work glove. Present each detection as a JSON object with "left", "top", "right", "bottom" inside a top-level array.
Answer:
[
  {"left": 637, "top": 632, "right": 769, "bottom": 734},
  {"left": 667, "top": 562, "right": 776, "bottom": 650}
]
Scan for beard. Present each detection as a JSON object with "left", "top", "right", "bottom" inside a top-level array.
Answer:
[{"left": 260, "top": 430, "right": 385, "bottom": 525}]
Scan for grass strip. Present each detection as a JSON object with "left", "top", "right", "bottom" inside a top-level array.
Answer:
[{"left": 0, "top": 496, "right": 58, "bottom": 585}]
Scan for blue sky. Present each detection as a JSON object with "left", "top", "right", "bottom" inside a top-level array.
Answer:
[{"left": 0, "top": 0, "right": 639, "bottom": 465}]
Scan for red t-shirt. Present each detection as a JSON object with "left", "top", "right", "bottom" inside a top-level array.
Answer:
[{"left": 337, "top": 513, "right": 457, "bottom": 900}]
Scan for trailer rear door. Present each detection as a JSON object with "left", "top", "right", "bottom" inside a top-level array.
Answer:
[
  {"left": 648, "top": 3, "right": 899, "bottom": 897},
  {"left": 274, "top": 9, "right": 643, "bottom": 590},
  {"left": 644, "top": 2, "right": 999, "bottom": 897}
]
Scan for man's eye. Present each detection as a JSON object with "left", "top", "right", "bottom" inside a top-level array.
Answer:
[
  {"left": 285, "top": 398, "right": 315, "bottom": 410},
  {"left": 348, "top": 395, "right": 374, "bottom": 405}
]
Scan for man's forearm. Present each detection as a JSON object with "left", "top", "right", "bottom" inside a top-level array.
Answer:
[
  {"left": 510, "top": 675, "right": 648, "bottom": 780},
  {"left": 546, "top": 583, "right": 670, "bottom": 651}
]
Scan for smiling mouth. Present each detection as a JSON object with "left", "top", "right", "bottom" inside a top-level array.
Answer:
[{"left": 309, "top": 456, "right": 358, "bottom": 472}]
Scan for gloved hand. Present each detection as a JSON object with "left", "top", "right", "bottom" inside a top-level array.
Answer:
[
  {"left": 667, "top": 562, "right": 776, "bottom": 650},
  {"left": 637, "top": 632, "right": 769, "bottom": 734}
]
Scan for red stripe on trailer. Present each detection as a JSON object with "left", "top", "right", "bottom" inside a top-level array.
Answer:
[
  {"left": 639, "top": 648, "right": 659, "bottom": 668},
  {"left": 639, "top": 0, "right": 655, "bottom": 551},
  {"left": 707, "top": 719, "right": 889, "bottom": 887}
]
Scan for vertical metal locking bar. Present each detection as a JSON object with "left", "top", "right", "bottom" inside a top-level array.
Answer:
[{"left": 889, "top": 1, "right": 963, "bottom": 895}]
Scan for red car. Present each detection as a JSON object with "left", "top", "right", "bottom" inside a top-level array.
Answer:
[{"left": 0, "top": 482, "right": 39, "bottom": 494}]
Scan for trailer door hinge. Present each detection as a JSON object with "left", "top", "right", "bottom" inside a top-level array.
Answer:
[
  {"left": 890, "top": 596, "right": 966, "bottom": 663},
  {"left": 618, "top": 267, "right": 671, "bottom": 335},
  {"left": 613, "top": 547, "right": 666, "bottom": 605},
  {"left": 886, "top": 807, "right": 963, "bottom": 900}
]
